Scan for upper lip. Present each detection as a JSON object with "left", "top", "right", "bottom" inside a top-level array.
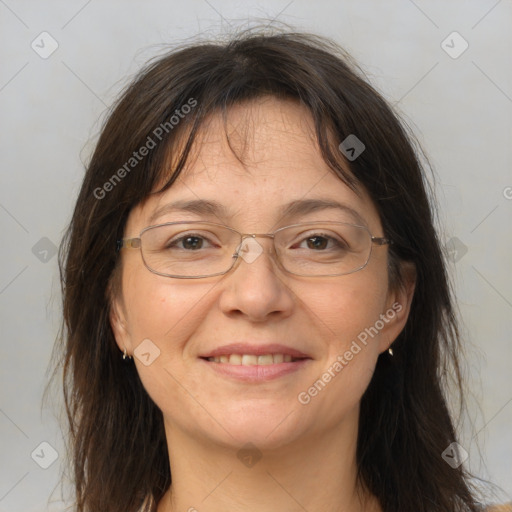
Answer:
[{"left": 199, "top": 343, "right": 312, "bottom": 359}]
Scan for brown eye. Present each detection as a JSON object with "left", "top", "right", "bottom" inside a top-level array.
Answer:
[
  {"left": 295, "top": 233, "right": 348, "bottom": 251},
  {"left": 305, "top": 236, "right": 328, "bottom": 250},
  {"left": 172, "top": 236, "right": 205, "bottom": 250}
]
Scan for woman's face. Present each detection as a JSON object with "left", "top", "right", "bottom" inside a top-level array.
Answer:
[{"left": 110, "top": 97, "right": 412, "bottom": 450}]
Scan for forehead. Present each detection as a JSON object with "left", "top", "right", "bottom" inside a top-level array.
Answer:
[
  {"left": 189, "top": 96, "right": 320, "bottom": 169},
  {"left": 129, "top": 97, "right": 382, "bottom": 232}
]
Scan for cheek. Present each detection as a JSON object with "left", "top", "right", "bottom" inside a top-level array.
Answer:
[
  {"left": 121, "top": 270, "right": 212, "bottom": 422},
  {"left": 121, "top": 265, "right": 210, "bottom": 351},
  {"left": 298, "top": 282, "right": 389, "bottom": 427},
  {"left": 304, "top": 271, "right": 389, "bottom": 349}
]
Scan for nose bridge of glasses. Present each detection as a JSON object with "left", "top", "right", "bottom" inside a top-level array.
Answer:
[
  {"left": 234, "top": 232, "right": 276, "bottom": 262},
  {"left": 241, "top": 233, "right": 275, "bottom": 244}
]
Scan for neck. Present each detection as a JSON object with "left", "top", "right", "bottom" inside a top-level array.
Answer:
[{"left": 156, "top": 409, "right": 381, "bottom": 512}]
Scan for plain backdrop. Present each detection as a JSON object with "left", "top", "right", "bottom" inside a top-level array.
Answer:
[{"left": 0, "top": 1, "right": 511, "bottom": 510}]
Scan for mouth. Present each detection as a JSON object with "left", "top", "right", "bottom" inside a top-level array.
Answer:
[
  {"left": 200, "top": 353, "right": 308, "bottom": 365},
  {"left": 198, "top": 343, "right": 313, "bottom": 382}
]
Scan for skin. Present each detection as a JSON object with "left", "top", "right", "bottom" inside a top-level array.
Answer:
[{"left": 110, "top": 97, "right": 415, "bottom": 512}]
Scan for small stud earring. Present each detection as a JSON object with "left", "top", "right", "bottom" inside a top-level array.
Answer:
[
  {"left": 122, "top": 347, "right": 132, "bottom": 360},
  {"left": 388, "top": 347, "right": 394, "bottom": 356}
]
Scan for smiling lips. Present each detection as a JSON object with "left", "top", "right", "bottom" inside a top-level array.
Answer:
[
  {"left": 200, "top": 343, "right": 312, "bottom": 366},
  {"left": 206, "top": 353, "right": 299, "bottom": 365}
]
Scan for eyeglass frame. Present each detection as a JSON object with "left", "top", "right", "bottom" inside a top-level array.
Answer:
[{"left": 116, "top": 220, "right": 392, "bottom": 279}]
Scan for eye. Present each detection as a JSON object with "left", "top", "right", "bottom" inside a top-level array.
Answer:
[
  {"left": 166, "top": 232, "right": 220, "bottom": 251},
  {"left": 294, "top": 232, "right": 349, "bottom": 251}
]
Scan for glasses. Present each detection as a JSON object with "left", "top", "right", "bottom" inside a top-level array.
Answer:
[{"left": 117, "top": 221, "right": 391, "bottom": 279}]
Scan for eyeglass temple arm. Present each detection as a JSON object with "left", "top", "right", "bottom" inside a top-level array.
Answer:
[
  {"left": 371, "top": 236, "right": 391, "bottom": 246},
  {"left": 116, "top": 238, "right": 141, "bottom": 252}
]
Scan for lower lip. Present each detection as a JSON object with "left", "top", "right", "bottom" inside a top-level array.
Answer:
[{"left": 199, "top": 358, "right": 311, "bottom": 382}]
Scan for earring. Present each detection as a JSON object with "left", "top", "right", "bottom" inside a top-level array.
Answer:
[
  {"left": 122, "top": 347, "right": 133, "bottom": 360},
  {"left": 388, "top": 347, "right": 394, "bottom": 356}
]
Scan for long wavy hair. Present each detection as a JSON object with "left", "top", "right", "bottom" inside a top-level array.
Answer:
[{"left": 49, "top": 28, "right": 487, "bottom": 511}]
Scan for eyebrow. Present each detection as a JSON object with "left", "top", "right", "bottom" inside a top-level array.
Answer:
[{"left": 148, "top": 198, "right": 367, "bottom": 226}]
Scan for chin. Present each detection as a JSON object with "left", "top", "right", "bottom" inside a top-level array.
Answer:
[{"left": 202, "top": 401, "right": 309, "bottom": 450}]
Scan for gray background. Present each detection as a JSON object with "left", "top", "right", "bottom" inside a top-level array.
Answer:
[{"left": 1, "top": 1, "right": 511, "bottom": 510}]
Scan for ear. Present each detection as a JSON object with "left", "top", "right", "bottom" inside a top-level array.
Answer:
[
  {"left": 378, "top": 261, "right": 416, "bottom": 354},
  {"left": 108, "top": 281, "right": 132, "bottom": 356}
]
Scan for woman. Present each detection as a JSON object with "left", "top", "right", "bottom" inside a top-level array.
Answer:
[{"left": 53, "top": 29, "right": 501, "bottom": 511}]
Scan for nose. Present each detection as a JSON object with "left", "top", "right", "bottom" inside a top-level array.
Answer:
[{"left": 218, "top": 236, "right": 295, "bottom": 322}]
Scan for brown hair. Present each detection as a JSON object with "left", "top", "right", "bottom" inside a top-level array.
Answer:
[{"left": 50, "top": 28, "right": 487, "bottom": 511}]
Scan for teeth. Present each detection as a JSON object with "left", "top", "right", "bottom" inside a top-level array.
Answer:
[
  {"left": 242, "top": 354, "right": 258, "bottom": 366},
  {"left": 206, "top": 354, "right": 300, "bottom": 365},
  {"left": 229, "top": 354, "right": 242, "bottom": 365},
  {"left": 257, "top": 354, "right": 273, "bottom": 365},
  {"left": 273, "top": 353, "right": 284, "bottom": 363}
]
